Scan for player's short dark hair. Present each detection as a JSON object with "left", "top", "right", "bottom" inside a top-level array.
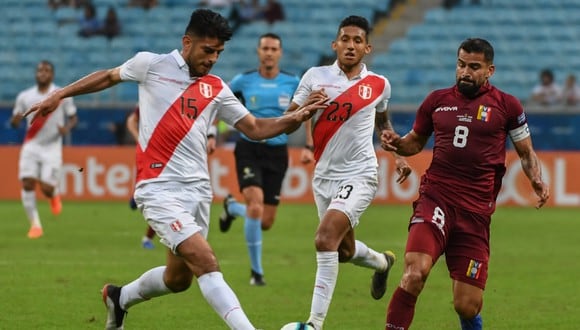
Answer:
[
  {"left": 458, "top": 38, "right": 494, "bottom": 63},
  {"left": 185, "top": 9, "right": 232, "bottom": 42},
  {"left": 38, "top": 60, "right": 54, "bottom": 72},
  {"left": 540, "top": 68, "right": 554, "bottom": 80},
  {"left": 258, "top": 32, "right": 282, "bottom": 47},
  {"left": 337, "top": 15, "right": 371, "bottom": 42}
]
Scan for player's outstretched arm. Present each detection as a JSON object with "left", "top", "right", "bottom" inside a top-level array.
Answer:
[
  {"left": 513, "top": 137, "right": 550, "bottom": 209},
  {"left": 236, "top": 98, "right": 327, "bottom": 140},
  {"left": 25, "top": 67, "right": 122, "bottom": 118},
  {"left": 376, "top": 112, "right": 412, "bottom": 183}
]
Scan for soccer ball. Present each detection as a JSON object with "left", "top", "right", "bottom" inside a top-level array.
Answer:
[{"left": 280, "top": 322, "right": 315, "bottom": 330}]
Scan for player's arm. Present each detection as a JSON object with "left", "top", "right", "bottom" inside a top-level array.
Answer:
[
  {"left": 25, "top": 67, "right": 122, "bottom": 118},
  {"left": 126, "top": 110, "right": 139, "bottom": 142},
  {"left": 10, "top": 114, "right": 23, "bottom": 128},
  {"left": 376, "top": 111, "right": 412, "bottom": 183},
  {"left": 10, "top": 94, "right": 26, "bottom": 128},
  {"left": 59, "top": 114, "right": 78, "bottom": 135},
  {"left": 512, "top": 136, "right": 550, "bottom": 209},
  {"left": 235, "top": 99, "right": 327, "bottom": 140}
]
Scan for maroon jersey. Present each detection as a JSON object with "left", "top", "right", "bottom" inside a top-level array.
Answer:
[{"left": 413, "top": 83, "right": 527, "bottom": 215}]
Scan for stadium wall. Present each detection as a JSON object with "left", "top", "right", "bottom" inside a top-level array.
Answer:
[{"left": 0, "top": 146, "right": 578, "bottom": 207}]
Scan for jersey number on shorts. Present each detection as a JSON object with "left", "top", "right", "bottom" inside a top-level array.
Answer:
[
  {"left": 325, "top": 101, "right": 353, "bottom": 122},
  {"left": 180, "top": 96, "right": 199, "bottom": 120},
  {"left": 431, "top": 206, "right": 445, "bottom": 232},
  {"left": 453, "top": 125, "right": 469, "bottom": 148},
  {"left": 335, "top": 184, "right": 353, "bottom": 199}
]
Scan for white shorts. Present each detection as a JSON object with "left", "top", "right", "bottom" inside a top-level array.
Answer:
[
  {"left": 312, "top": 175, "right": 378, "bottom": 228},
  {"left": 18, "top": 147, "right": 61, "bottom": 186},
  {"left": 134, "top": 180, "right": 212, "bottom": 254}
]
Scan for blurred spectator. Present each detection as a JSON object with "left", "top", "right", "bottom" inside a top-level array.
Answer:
[
  {"left": 263, "top": 0, "right": 285, "bottom": 25},
  {"left": 78, "top": 3, "right": 102, "bottom": 37},
  {"left": 99, "top": 6, "right": 121, "bottom": 40},
  {"left": 129, "top": 0, "right": 158, "bottom": 10},
  {"left": 229, "top": 0, "right": 262, "bottom": 32},
  {"left": 562, "top": 74, "right": 580, "bottom": 106},
  {"left": 48, "top": 0, "right": 90, "bottom": 10},
  {"left": 198, "top": 0, "right": 233, "bottom": 8},
  {"left": 530, "top": 69, "right": 562, "bottom": 106}
]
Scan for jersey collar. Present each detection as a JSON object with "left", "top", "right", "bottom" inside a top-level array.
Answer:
[
  {"left": 171, "top": 49, "right": 187, "bottom": 69},
  {"left": 331, "top": 60, "right": 367, "bottom": 80}
]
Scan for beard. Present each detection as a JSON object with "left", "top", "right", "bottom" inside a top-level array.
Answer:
[{"left": 457, "top": 79, "right": 480, "bottom": 98}]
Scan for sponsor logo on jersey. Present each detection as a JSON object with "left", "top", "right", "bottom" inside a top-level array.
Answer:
[
  {"left": 358, "top": 84, "right": 373, "bottom": 100},
  {"left": 199, "top": 82, "right": 213, "bottom": 98},
  {"left": 466, "top": 259, "right": 482, "bottom": 279},
  {"left": 434, "top": 106, "right": 458, "bottom": 112},
  {"left": 169, "top": 220, "right": 183, "bottom": 232},
  {"left": 477, "top": 105, "right": 492, "bottom": 122}
]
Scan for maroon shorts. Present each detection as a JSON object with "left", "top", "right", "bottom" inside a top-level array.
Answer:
[{"left": 406, "top": 193, "right": 491, "bottom": 289}]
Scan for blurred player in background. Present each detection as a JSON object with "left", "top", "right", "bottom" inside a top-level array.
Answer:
[
  {"left": 10, "top": 60, "right": 77, "bottom": 239},
  {"left": 381, "top": 38, "right": 550, "bottom": 330},
  {"left": 219, "top": 32, "right": 300, "bottom": 286},
  {"left": 25, "top": 9, "right": 325, "bottom": 330},
  {"left": 289, "top": 16, "right": 411, "bottom": 330}
]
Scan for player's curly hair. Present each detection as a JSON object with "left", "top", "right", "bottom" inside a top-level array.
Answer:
[
  {"left": 459, "top": 38, "right": 494, "bottom": 63},
  {"left": 337, "top": 15, "right": 371, "bottom": 42},
  {"left": 185, "top": 9, "right": 232, "bottom": 42}
]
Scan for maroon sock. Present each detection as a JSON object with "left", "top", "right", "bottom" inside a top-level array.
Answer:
[
  {"left": 146, "top": 226, "right": 156, "bottom": 239},
  {"left": 386, "top": 287, "right": 418, "bottom": 330}
]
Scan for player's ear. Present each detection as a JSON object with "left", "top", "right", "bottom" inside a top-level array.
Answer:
[
  {"left": 331, "top": 40, "right": 337, "bottom": 52},
  {"left": 365, "top": 43, "right": 372, "bottom": 55},
  {"left": 487, "top": 64, "right": 495, "bottom": 78}
]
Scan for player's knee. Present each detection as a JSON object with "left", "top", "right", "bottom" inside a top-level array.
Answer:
[
  {"left": 246, "top": 202, "right": 263, "bottom": 219},
  {"left": 337, "top": 246, "right": 354, "bottom": 262},
  {"left": 40, "top": 185, "right": 55, "bottom": 198},
  {"left": 261, "top": 217, "right": 274, "bottom": 230},
  {"left": 400, "top": 268, "right": 429, "bottom": 295},
  {"left": 453, "top": 296, "right": 481, "bottom": 319},
  {"left": 314, "top": 231, "right": 336, "bottom": 252},
  {"left": 164, "top": 275, "right": 193, "bottom": 293}
]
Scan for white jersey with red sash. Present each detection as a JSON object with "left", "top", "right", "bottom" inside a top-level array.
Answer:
[
  {"left": 12, "top": 83, "right": 77, "bottom": 158},
  {"left": 292, "top": 61, "right": 391, "bottom": 179},
  {"left": 120, "top": 50, "right": 249, "bottom": 188}
]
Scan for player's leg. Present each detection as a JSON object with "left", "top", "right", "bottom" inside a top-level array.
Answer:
[
  {"left": 18, "top": 151, "right": 42, "bottom": 237},
  {"left": 141, "top": 225, "right": 156, "bottom": 249},
  {"left": 240, "top": 185, "right": 267, "bottom": 285},
  {"left": 446, "top": 210, "right": 490, "bottom": 330},
  {"left": 259, "top": 144, "right": 288, "bottom": 231},
  {"left": 38, "top": 158, "right": 62, "bottom": 215},
  {"left": 386, "top": 194, "right": 449, "bottom": 330}
]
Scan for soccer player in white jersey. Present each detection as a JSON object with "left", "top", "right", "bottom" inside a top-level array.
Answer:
[
  {"left": 286, "top": 16, "right": 412, "bottom": 330},
  {"left": 25, "top": 9, "right": 326, "bottom": 330},
  {"left": 10, "top": 60, "right": 77, "bottom": 239}
]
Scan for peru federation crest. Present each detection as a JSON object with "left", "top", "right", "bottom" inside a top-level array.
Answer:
[
  {"left": 199, "top": 82, "right": 213, "bottom": 98},
  {"left": 358, "top": 84, "right": 372, "bottom": 100}
]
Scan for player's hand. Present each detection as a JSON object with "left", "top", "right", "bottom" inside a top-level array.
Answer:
[
  {"left": 300, "top": 147, "right": 314, "bottom": 164},
  {"left": 380, "top": 129, "right": 401, "bottom": 152},
  {"left": 57, "top": 125, "right": 68, "bottom": 136},
  {"left": 294, "top": 97, "right": 328, "bottom": 122},
  {"left": 304, "top": 89, "right": 328, "bottom": 106},
  {"left": 531, "top": 180, "right": 550, "bottom": 209},
  {"left": 394, "top": 157, "right": 412, "bottom": 184},
  {"left": 206, "top": 136, "right": 217, "bottom": 155},
  {"left": 24, "top": 90, "right": 63, "bottom": 120}
]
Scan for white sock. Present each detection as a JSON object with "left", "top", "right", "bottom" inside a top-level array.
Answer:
[
  {"left": 198, "top": 271, "right": 255, "bottom": 330},
  {"left": 21, "top": 190, "right": 41, "bottom": 228},
  {"left": 307, "top": 251, "right": 339, "bottom": 330},
  {"left": 120, "top": 266, "right": 171, "bottom": 310},
  {"left": 349, "top": 240, "right": 388, "bottom": 271}
]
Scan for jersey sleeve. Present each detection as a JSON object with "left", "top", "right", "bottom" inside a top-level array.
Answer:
[
  {"left": 229, "top": 73, "right": 243, "bottom": 93},
  {"left": 412, "top": 91, "right": 436, "bottom": 137},
  {"left": 119, "top": 52, "right": 154, "bottom": 83},
  {"left": 216, "top": 84, "right": 250, "bottom": 127},
  {"left": 291, "top": 68, "right": 315, "bottom": 106},
  {"left": 61, "top": 97, "right": 77, "bottom": 116},
  {"left": 504, "top": 93, "right": 527, "bottom": 130},
  {"left": 12, "top": 92, "right": 26, "bottom": 116},
  {"left": 375, "top": 76, "right": 391, "bottom": 113}
]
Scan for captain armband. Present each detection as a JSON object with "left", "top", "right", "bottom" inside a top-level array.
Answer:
[{"left": 509, "top": 123, "right": 530, "bottom": 142}]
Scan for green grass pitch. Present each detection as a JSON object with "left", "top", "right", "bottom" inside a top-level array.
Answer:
[{"left": 0, "top": 201, "right": 578, "bottom": 329}]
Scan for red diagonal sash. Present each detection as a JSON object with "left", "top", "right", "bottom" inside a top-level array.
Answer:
[
  {"left": 25, "top": 111, "right": 56, "bottom": 142},
  {"left": 312, "top": 75, "right": 385, "bottom": 161},
  {"left": 136, "top": 75, "right": 223, "bottom": 183}
]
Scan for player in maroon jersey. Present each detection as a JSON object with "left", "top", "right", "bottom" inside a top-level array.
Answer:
[{"left": 380, "top": 38, "right": 550, "bottom": 330}]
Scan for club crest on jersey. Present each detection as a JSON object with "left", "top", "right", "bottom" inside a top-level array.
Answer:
[
  {"left": 169, "top": 220, "right": 183, "bottom": 232},
  {"left": 358, "top": 84, "right": 373, "bottom": 100},
  {"left": 199, "top": 82, "right": 213, "bottom": 98},
  {"left": 476, "top": 105, "right": 492, "bottom": 122}
]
